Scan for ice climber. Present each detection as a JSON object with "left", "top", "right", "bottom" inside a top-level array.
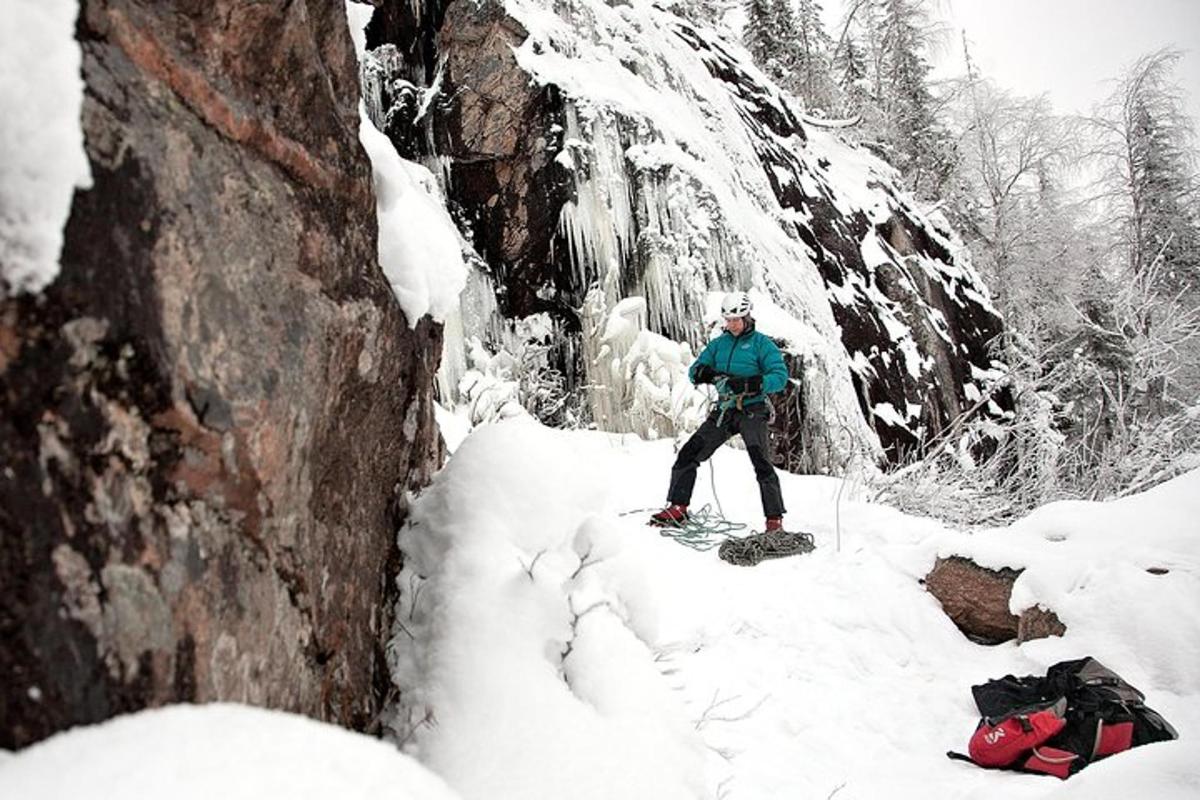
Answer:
[{"left": 650, "top": 291, "right": 790, "bottom": 531}]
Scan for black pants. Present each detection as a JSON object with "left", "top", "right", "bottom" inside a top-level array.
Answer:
[{"left": 667, "top": 403, "right": 785, "bottom": 517}]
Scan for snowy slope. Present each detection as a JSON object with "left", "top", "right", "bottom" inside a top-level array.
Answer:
[{"left": 386, "top": 418, "right": 1200, "bottom": 799}]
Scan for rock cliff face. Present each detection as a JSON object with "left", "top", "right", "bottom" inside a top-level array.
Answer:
[
  {"left": 0, "top": 0, "right": 441, "bottom": 749},
  {"left": 363, "top": 0, "right": 1010, "bottom": 468}
]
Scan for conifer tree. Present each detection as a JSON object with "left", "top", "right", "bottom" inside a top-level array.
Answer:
[
  {"left": 1091, "top": 50, "right": 1199, "bottom": 287},
  {"left": 790, "top": 0, "right": 839, "bottom": 111},
  {"left": 745, "top": 0, "right": 838, "bottom": 109},
  {"left": 873, "top": 0, "right": 953, "bottom": 197},
  {"left": 1118, "top": 57, "right": 1200, "bottom": 296},
  {"left": 834, "top": 32, "right": 871, "bottom": 115},
  {"left": 744, "top": 0, "right": 777, "bottom": 79},
  {"left": 1086, "top": 48, "right": 1200, "bottom": 414},
  {"left": 768, "top": 0, "right": 801, "bottom": 82},
  {"left": 828, "top": 0, "right": 951, "bottom": 193}
]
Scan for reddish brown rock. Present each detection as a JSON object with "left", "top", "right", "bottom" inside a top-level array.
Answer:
[
  {"left": 1, "top": 0, "right": 441, "bottom": 749},
  {"left": 1017, "top": 605, "right": 1067, "bottom": 644},
  {"left": 924, "top": 556, "right": 1065, "bottom": 646}
]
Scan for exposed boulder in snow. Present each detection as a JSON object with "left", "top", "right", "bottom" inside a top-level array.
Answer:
[
  {"left": 1017, "top": 603, "right": 1069, "bottom": 644},
  {"left": 362, "top": 0, "right": 1009, "bottom": 468},
  {"left": 0, "top": 0, "right": 441, "bottom": 749},
  {"left": 925, "top": 556, "right": 1066, "bottom": 645}
]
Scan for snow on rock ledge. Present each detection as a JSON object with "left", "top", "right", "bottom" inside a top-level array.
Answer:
[
  {"left": 0, "top": 0, "right": 91, "bottom": 295},
  {"left": 358, "top": 104, "right": 468, "bottom": 327}
]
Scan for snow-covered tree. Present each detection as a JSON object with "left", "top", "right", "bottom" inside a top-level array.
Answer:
[
  {"left": 672, "top": 0, "right": 734, "bottom": 31},
  {"left": 831, "top": 0, "right": 953, "bottom": 196},
  {"left": 744, "top": 0, "right": 840, "bottom": 112},
  {"left": 898, "top": 43, "right": 1200, "bottom": 513},
  {"left": 833, "top": 30, "right": 873, "bottom": 120},
  {"left": 1081, "top": 49, "right": 1200, "bottom": 417},
  {"left": 947, "top": 44, "right": 1079, "bottom": 336},
  {"left": 832, "top": 0, "right": 885, "bottom": 129},
  {"left": 873, "top": 0, "right": 954, "bottom": 196},
  {"left": 789, "top": 0, "right": 840, "bottom": 112},
  {"left": 743, "top": 0, "right": 779, "bottom": 79},
  {"left": 1089, "top": 49, "right": 1200, "bottom": 299}
]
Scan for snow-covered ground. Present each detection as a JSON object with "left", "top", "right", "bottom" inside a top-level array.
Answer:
[
  {"left": 387, "top": 415, "right": 1200, "bottom": 799},
  {"left": 4, "top": 417, "right": 1197, "bottom": 798}
]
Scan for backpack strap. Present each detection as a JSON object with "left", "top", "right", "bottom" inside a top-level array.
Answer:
[{"left": 1023, "top": 746, "right": 1079, "bottom": 779}]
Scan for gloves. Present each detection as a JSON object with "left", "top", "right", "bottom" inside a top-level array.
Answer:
[
  {"left": 693, "top": 364, "right": 717, "bottom": 385},
  {"left": 725, "top": 375, "right": 763, "bottom": 394}
]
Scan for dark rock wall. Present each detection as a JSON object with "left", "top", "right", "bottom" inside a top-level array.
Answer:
[
  {"left": 369, "top": 0, "right": 572, "bottom": 325},
  {"left": 1, "top": 0, "right": 442, "bottom": 749},
  {"left": 675, "top": 18, "right": 1010, "bottom": 460},
  {"left": 366, "top": 0, "right": 587, "bottom": 394}
]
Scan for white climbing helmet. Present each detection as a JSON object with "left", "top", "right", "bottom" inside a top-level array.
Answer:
[{"left": 720, "top": 291, "right": 753, "bottom": 319}]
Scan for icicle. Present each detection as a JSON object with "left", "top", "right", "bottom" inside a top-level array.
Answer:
[
  {"left": 435, "top": 267, "right": 502, "bottom": 410},
  {"left": 359, "top": 45, "right": 408, "bottom": 132},
  {"left": 555, "top": 104, "right": 635, "bottom": 303}
]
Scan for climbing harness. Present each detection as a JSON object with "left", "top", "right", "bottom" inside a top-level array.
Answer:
[{"left": 713, "top": 379, "right": 760, "bottom": 423}]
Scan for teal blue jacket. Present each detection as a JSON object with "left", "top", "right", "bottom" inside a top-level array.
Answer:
[{"left": 689, "top": 323, "right": 788, "bottom": 410}]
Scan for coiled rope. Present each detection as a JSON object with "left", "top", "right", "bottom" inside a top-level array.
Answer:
[{"left": 717, "top": 529, "right": 815, "bottom": 566}]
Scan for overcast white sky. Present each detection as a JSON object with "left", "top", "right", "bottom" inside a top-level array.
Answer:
[{"left": 824, "top": 0, "right": 1200, "bottom": 129}]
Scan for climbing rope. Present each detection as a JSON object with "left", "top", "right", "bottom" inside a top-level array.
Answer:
[
  {"left": 717, "top": 529, "right": 816, "bottom": 566},
  {"left": 623, "top": 504, "right": 747, "bottom": 551}
]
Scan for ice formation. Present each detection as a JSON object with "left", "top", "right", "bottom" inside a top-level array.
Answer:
[{"left": 354, "top": 0, "right": 1006, "bottom": 466}]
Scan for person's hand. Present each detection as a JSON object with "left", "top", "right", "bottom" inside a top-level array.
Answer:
[
  {"left": 693, "top": 364, "right": 717, "bottom": 385},
  {"left": 726, "top": 375, "right": 763, "bottom": 394}
]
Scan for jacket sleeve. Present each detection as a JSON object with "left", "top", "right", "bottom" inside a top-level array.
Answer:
[
  {"left": 689, "top": 338, "right": 719, "bottom": 384},
  {"left": 758, "top": 336, "right": 789, "bottom": 394}
]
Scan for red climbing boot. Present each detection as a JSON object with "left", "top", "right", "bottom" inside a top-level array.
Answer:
[
  {"left": 649, "top": 504, "right": 689, "bottom": 527},
  {"left": 765, "top": 516, "right": 784, "bottom": 532}
]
